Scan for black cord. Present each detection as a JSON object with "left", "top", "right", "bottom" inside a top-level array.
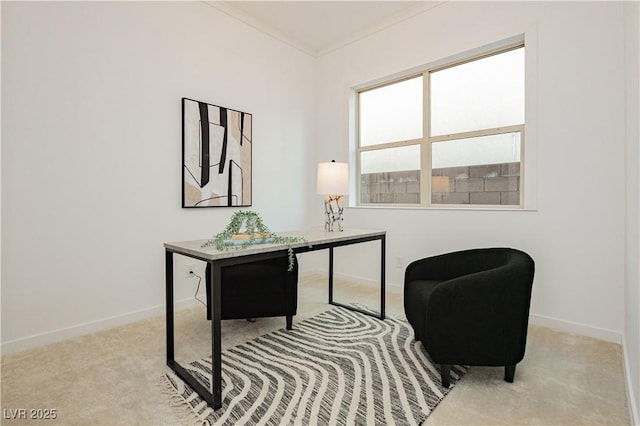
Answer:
[{"left": 192, "top": 272, "right": 207, "bottom": 308}]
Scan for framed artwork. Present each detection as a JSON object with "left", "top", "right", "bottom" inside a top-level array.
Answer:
[{"left": 182, "top": 98, "right": 252, "bottom": 207}]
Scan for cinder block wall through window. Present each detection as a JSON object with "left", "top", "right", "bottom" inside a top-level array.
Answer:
[{"left": 360, "top": 161, "right": 520, "bottom": 205}]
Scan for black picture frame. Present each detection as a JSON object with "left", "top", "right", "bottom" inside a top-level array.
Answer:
[{"left": 182, "top": 98, "right": 252, "bottom": 208}]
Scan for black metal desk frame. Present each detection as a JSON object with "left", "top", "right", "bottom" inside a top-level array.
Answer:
[{"left": 165, "top": 230, "right": 386, "bottom": 410}]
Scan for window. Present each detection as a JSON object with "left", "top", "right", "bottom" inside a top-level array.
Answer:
[{"left": 357, "top": 44, "right": 525, "bottom": 207}]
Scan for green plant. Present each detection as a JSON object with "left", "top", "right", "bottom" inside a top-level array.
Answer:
[{"left": 201, "top": 210, "right": 305, "bottom": 271}]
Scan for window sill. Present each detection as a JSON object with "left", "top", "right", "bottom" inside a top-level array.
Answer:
[{"left": 349, "top": 204, "right": 537, "bottom": 212}]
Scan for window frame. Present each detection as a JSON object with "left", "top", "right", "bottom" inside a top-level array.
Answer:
[{"left": 356, "top": 42, "right": 526, "bottom": 209}]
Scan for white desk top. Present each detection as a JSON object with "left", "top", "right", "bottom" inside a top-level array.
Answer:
[{"left": 164, "top": 228, "right": 385, "bottom": 260}]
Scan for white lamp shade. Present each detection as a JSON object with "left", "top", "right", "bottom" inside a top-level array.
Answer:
[{"left": 317, "top": 161, "right": 348, "bottom": 195}]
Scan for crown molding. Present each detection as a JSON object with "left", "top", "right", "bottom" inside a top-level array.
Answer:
[
  {"left": 316, "top": 1, "right": 446, "bottom": 57},
  {"left": 203, "top": 1, "right": 447, "bottom": 58},
  {"left": 203, "top": 1, "right": 318, "bottom": 57}
]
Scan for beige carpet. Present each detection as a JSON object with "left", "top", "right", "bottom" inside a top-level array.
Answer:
[{"left": 0, "top": 274, "right": 632, "bottom": 425}]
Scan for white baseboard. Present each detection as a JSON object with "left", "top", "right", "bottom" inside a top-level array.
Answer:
[
  {"left": 303, "top": 269, "right": 623, "bottom": 342},
  {"left": 0, "top": 297, "right": 201, "bottom": 356},
  {"left": 4, "top": 269, "right": 386, "bottom": 356},
  {"left": 300, "top": 268, "right": 402, "bottom": 290},
  {"left": 335, "top": 271, "right": 402, "bottom": 291},
  {"left": 622, "top": 336, "right": 640, "bottom": 426},
  {"left": 529, "top": 313, "right": 622, "bottom": 344}
]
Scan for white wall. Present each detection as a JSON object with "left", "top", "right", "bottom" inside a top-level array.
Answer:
[
  {"left": 311, "top": 1, "right": 627, "bottom": 342},
  {"left": 1, "top": 1, "right": 315, "bottom": 353},
  {"left": 624, "top": 1, "right": 640, "bottom": 423}
]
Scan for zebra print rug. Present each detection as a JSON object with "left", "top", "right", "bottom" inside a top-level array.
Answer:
[{"left": 164, "top": 307, "right": 466, "bottom": 425}]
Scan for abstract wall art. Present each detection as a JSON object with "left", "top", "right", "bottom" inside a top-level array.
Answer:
[{"left": 182, "top": 98, "right": 252, "bottom": 207}]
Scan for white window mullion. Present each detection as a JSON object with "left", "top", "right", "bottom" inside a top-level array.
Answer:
[
  {"left": 422, "top": 70, "right": 431, "bottom": 207},
  {"left": 430, "top": 124, "right": 524, "bottom": 144}
]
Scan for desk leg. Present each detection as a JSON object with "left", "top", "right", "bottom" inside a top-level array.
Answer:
[
  {"left": 208, "top": 261, "right": 223, "bottom": 409},
  {"left": 380, "top": 234, "right": 386, "bottom": 320},
  {"left": 166, "top": 250, "right": 174, "bottom": 364},
  {"left": 328, "top": 247, "right": 334, "bottom": 304},
  {"left": 327, "top": 236, "right": 386, "bottom": 320},
  {"left": 165, "top": 252, "right": 221, "bottom": 410}
]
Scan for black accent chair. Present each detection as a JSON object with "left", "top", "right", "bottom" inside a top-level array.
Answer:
[
  {"left": 205, "top": 255, "right": 298, "bottom": 330},
  {"left": 404, "top": 248, "right": 535, "bottom": 387}
]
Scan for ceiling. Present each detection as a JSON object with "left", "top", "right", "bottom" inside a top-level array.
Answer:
[{"left": 206, "top": 1, "right": 444, "bottom": 57}]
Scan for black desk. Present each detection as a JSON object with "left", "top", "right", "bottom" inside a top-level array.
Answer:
[{"left": 165, "top": 228, "right": 386, "bottom": 410}]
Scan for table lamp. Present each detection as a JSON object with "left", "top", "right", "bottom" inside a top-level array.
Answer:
[{"left": 317, "top": 160, "right": 348, "bottom": 232}]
